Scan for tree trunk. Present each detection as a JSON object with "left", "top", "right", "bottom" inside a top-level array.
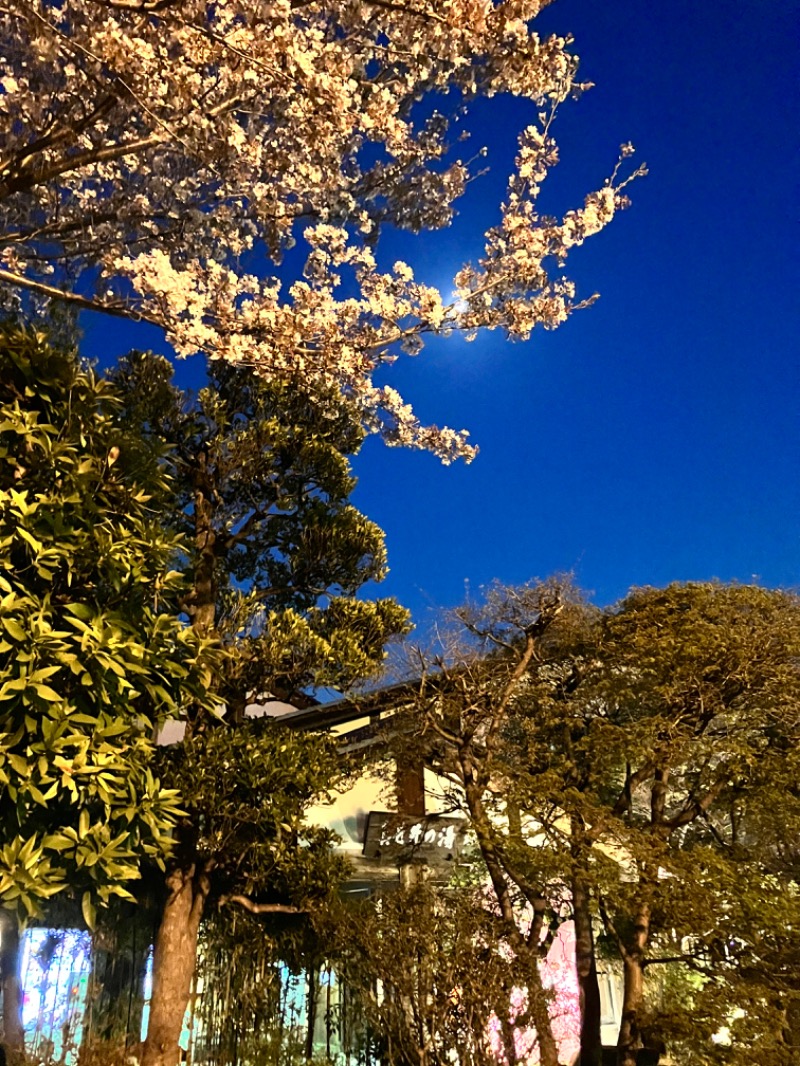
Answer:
[
  {"left": 141, "top": 456, "right": 215, "bottom": 1066},
  {"left": 191, "top": 455, "right": 218, "bottom": 636},
  {"left": 617, "top": 956, "right": 644, "bottom": 1066},
  {"left": 305, "top": 962, "right": 317, "bottom": 1060},
  {"left": 141, "top": 865, "right": 209, "bottom": 1066},
  {"left": 460, "top": 764, "right": 559, "bottom": 1066},
  {"left": 498, "top": 1006, "right": 521, "bottom": 1066},
  {"left": 0, "top": 914, "right": 24, "bottom": 1055},
  {"left": 617, "top": 902, "right": 650, "bottom": 1066},
  {"left": 572, "top": 868, "right": 602, "bottom": 1066},
  {"left": 524, "top": 948, "right": 561, "bottom": 1066},
  {"left": 782, "top": 995, "right": 800, "bottom": 1053}
]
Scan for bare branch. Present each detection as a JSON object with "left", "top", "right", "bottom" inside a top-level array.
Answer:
[
  {"left": 665, "top": 775, "right": 729, "bottom": 832},
  {"left": 218, "top": 894, "right": 308, "bottom": 916},
  {"left": 0, "top": 267, "right": 159, "bottom": 324}
]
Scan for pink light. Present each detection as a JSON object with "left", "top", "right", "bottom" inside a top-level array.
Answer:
[{"left": 487, "top": 921, "right": 581, "bottom": 1065}]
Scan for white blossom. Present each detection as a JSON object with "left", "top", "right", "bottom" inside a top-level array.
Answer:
[{"left": 0, "top": 0, "right": 644, "bottom": 462}]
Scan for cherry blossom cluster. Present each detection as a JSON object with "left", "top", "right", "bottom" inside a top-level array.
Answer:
[{"left": 0, "top": 0, "right": 643, "bottom": 461}]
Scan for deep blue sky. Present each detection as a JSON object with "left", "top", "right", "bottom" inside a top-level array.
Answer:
[
  {"left": 84, "top": 0, "right": 799, "bottom": 626},
  {"left": 350, "top": 0, "right": 800, "bottom": 622}
]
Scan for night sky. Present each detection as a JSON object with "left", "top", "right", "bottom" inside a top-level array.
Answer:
[{"left": 84, "top": 0, "right": 799, "bottom": 628}]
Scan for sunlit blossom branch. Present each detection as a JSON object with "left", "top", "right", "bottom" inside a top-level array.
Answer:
[
  {"left": 0, "top": 0, "right": 644, "bottom": 461},
  {"left": 362, "top": 0, "right": 447, "bottom": 24}
]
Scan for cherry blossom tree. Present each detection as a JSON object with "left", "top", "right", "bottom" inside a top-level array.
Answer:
[{"left": 0, "top": 0, "right": 644, "bottom": 461}]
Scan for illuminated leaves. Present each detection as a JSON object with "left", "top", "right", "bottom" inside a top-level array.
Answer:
[{"left": 0, "top": 326, "right": 218, "bottom": 922}]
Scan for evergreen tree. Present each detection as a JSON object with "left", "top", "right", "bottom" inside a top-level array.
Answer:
[
  {"left": 108, "top": 352, "right": 409, "bottom": 1066},
  {"left": 584, "top": 583, "right": 800, "bottom": 1066},
  {"left": 0, "top": 326, "right": 217, "bottom": 1050}
]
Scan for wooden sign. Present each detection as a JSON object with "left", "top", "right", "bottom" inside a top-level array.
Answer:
[{"left": 362, "top": 811, "right": 466, "bottom": 863}]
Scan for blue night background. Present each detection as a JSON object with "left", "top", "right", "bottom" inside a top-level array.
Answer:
[{"left": 83, "top": 0, "right": 799, "bottom": 625}]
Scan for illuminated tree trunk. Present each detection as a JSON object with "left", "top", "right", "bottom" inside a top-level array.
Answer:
[
  {"left": 616, "top": 902, "right": 650, "bottom": 1066},
  {"left": 190, "top": 460, "right": 218, "bottom": 637},
  {"left": 143, "top": 462, "right": 217, "bottom": 1066},
  {"left": 0, "top": 914, "right": 24, "bottom": 1055},
  {"left": 524, "top": 954, "right": 560, "bottom": 1066},
  {"left": 141, "top": 865, "right": 209, "bottom": 1066},
  {"left": 571, "top": 825, "right": 602, "bottom": 1066}
]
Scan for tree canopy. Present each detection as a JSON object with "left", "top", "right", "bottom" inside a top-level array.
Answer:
[
  {"left": 0, "top": 0, "right": 644, "bottom": 460},
  {"left": 109, "top": 351, "right": 409, "bottom": 706},
  {"left": 386, "top": 580, "right": 800, "bottom": 1066}
]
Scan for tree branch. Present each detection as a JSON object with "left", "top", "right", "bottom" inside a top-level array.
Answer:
[
  {"left": 481, "top": 599, "right": 565, "bottom": 757},
  {"left": 362, "top": 0, "right": 447, "bottom": 24},
  {"left": 0, "top": 267, "right": 160, "bottom": 324},
  {"left": 14, "top": 133, "right": 166, "bottom": 194},
  {"left": 223, "top": 507, "right": 271, "bottom": 551},
  {"left": 642, "top": 954, "right": 707, "bottom": 973},
  {"left": 598, "top": 894, "right": 632, "bottom": 965},
  {"left": 0, "top": 92, "right": 118, "bottom": 190},
  {"left": 218, "top": 894, "right": 308, "bottom": 915},
  {"left": 86, "top": 0, "right": 179, "bottom": 10},
  {"left": 665, "top": 775, "right": 729, "bottom": 832},
  {"left": 612, "top": 760, "right": 655, "bottom": 818}
]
